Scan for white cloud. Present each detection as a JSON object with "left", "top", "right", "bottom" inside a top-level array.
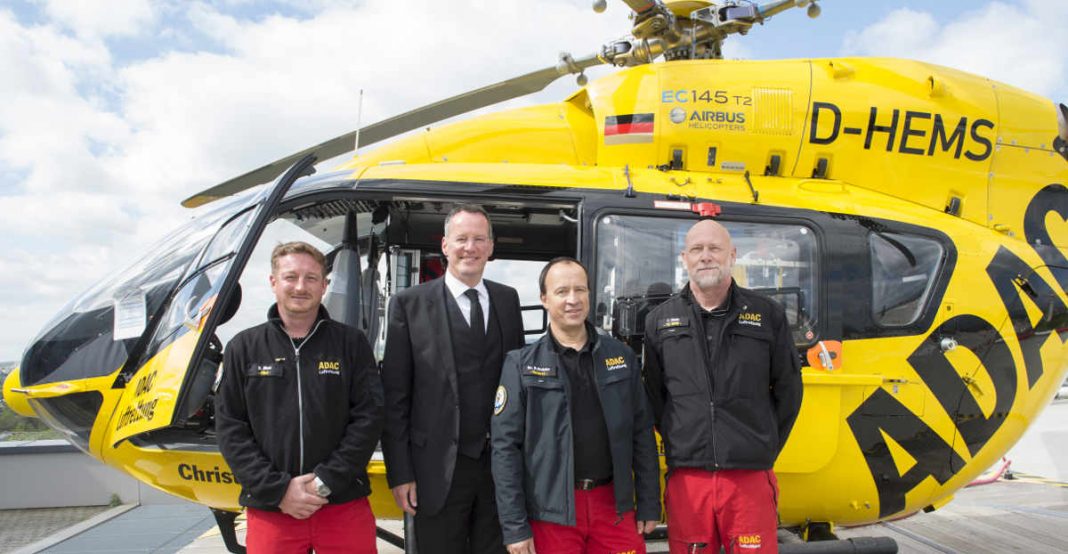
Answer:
[
  {"left": 19, "top": 1, "right": 1059, "bottom": 363},
  {"left": 842, "top": 2, "right": 1068, "bottom": 100},
  {"left": 0, "top": 0, "right": 632, "bottom": 360},
  {"left": 39, "top": 0, "right": 156, "bottom": 39}
]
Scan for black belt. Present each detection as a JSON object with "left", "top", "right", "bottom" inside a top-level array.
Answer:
[{"left": 575, "top": 477, "right": 612, "bottom": 490}]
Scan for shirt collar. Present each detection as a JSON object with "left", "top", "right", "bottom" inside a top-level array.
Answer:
[
  {"left": 444, "top": 270, "right": 488, "bottom": 302},
  {"left": 548, "top": 321, "right": 598, "bottom": 355},
  {"left": 682, "top": 279, "right": 735, "bottom": 315}
]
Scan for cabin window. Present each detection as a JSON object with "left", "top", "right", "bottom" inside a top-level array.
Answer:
[
  {"left": 870, "top": 232, "right": 944, "bottom": 326},
  {"left": 594, "top": 215, "right": 818, "bottom": 346}
]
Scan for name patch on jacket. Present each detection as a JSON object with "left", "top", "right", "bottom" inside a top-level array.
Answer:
[
  {"left": 523, "top": 365, "right": 557, "bottom": 378},
  {"left": 246, "top": 363, "right": 283, "bottom": 378},
  {"left": 657, "top": 317, "right": 689, "bottom": 331},
  {"left": 604, "top": 356, "right": 627, "bottom": 371},
  {"left": 737, "top": 312, "right": 763, "bottom": 327},
  {"left": 317, "top": 360, "right": 341, "bottom": 376}
]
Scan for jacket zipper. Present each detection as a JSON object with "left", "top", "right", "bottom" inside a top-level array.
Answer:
[
  {"left": 284, "top": 319, "right": 325, "bottom": 474},
  {"left": 559, "top": 350, "right": 577, "bottom": 526},
  {"left": 691, "top": 294, "right": 737, "bottom": 470}
]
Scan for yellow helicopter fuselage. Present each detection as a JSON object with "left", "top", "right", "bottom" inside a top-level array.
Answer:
[{"left": 6, "top": 56, "right": 1068, "bottom": 530}]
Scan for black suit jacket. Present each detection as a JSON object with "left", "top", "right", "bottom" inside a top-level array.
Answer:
[{"left": 381, "top": 276, "right": 525, "bottom": 515}]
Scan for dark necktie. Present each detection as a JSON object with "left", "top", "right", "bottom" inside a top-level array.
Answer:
[{"left": 464, "top": 288, "right": 485, "bottom": 338}]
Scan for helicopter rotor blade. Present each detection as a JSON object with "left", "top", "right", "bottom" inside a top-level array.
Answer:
[{"left": 182, "top": 54, "right": 604, "bottom": 208}]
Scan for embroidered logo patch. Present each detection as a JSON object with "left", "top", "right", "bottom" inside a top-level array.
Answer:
[
  {"left": 604, "top": 356, "right": 627, "bottom": 371},
  {"left": 737, "top": 533, "right": 762, "bottom": 549},
  {"left": 737, "top": 312, "right": 763, "bottom": 327},
  {"left": 493, "top": 386, "right": 507, "bottom": 415},
  {"left": 317, "top": 360, "right": 341, "bottom": 375}
]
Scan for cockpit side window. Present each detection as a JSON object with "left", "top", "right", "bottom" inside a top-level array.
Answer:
[
  {"left": 869, "top": 232, "right": 945, "bottom": 327},
  {"left": 594, "top": 214, "right": 819, "bottom": 346}
]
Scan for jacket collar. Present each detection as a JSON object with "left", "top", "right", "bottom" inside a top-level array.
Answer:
[
  {"left": 681, "top": 280, "right": 737, "bottom": 315},
  {"left": 546, "top": 320, "right": 599, "bottom": 354},
  {"left": 267, "top": 303, "right": 331, "bottom": 331}
]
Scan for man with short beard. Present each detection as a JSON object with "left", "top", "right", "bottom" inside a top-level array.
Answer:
[
  {"left": 217, "top": 242, "right": 382, "bottom": 553},
  {"left": 643, "top": 220, "right": 803, "bottom": 554}
]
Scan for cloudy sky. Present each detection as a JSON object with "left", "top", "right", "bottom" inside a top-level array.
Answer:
[{"left": 2, "top": 0, "right": 1067, "bottom": 362}]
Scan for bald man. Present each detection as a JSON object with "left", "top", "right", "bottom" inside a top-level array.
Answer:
[{"left": 642, "top": 220, "right": 803, "bottom": 554}]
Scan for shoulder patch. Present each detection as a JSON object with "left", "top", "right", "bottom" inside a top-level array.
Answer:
[{"left": 493, "top": 385, "right": 507, "bottom": 415}]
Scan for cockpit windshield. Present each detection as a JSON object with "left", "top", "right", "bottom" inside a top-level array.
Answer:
[{"left": 19, "top": 193, "right": 258, "bottom": 387}]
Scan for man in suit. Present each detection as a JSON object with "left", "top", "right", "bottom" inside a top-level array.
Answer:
[{"left": 382, "top": 204, "right": 525, "bottom": 553}]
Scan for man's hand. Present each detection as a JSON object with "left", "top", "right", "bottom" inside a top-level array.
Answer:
[
  {"left": 506, "top": 538, "right": 535, "bottom": 554},
  {"left": 637, "top": 520, "right": 658, "bottom": 534},
  {"left": 279, "top": 474, "right": 328, "bottom": 520},
  {"left": 391, "top": 481, "right": 418, "bottom": 515}
]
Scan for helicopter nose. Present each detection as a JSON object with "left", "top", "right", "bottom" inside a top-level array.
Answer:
[{"left": 2, "top": 367, "right": 37, "bottom": 418}]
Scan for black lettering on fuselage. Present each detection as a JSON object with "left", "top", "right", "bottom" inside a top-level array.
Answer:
[
  {"left": 846, "top": 387, "right": 964, "bottom": 518},
  {"left": 865, "top": 107, "right": 900, "bottom": 151},
  {"left": 848, "top": 185, "right": 1068, "bottom": 518},
  {"left": 986, "top": 246, "right": 1068, "bottom": 388},
  {"left": 908, "top": 315, "right": 1016, "bottom": 459},
  {"left": 928, "top": 114, "right": 967, "bottom": 158},
  {"left": 809, "top": 102, "right": 841, "bottom": 145},
  {"left": 965, "top": 119, "right": 995, "bottom": 161},
  {"left": 806, "top": 102, "right": 995, "bottom": 162},
  {"left": 1023, "top": 184, "right": 1068, "bottom": 292},
  {"left": 899, "top": 111, "right": 931, "bottom": 155},
  {"left": 178, "top": 463, "right": 237, "bottom": 485}
]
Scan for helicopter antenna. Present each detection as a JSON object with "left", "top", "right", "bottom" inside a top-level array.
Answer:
[
  {"left": 354, "top": 89, "right": 364, "bottom": 155},
  {"left": 743, "top": 170, "right": 759, "bottom": 203}
]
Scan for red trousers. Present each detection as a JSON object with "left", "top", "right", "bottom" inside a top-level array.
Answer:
[
  {"left": 530, "top": 483, "right": 647, "bottom": 554},
  {"left": 246, "top": 497, "right": 377, "bottom": 554},
  {"left": 664, "top": 468, "right": 779, "bottom": 554}
]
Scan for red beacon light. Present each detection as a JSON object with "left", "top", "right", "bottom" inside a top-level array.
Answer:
[{"left": 691, "top": 202, "right": 722, "bottom": 218}]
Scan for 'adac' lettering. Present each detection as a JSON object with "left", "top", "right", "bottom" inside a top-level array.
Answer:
[
  {"left": 985, "top": 246, "right": 1068, "bottom": 388},
  {"left": 1024, "top": 184, "right": 1068, "bottom": 292},
  {"left": 848, "top": 188, "right": 1068, "bottom": 518}
]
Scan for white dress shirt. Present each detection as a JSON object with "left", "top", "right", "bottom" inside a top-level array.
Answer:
[{"left": 444, "top": 271, "right": 490, "bottom": 331}]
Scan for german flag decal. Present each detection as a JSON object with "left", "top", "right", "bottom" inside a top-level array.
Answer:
[{"left": 604, "top": 113, "right": 654, "bottom": 145}]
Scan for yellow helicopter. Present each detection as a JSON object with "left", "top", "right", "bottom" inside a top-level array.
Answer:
[{"left": 5, "top": 0, "right": 1068, "bottom": 551}]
